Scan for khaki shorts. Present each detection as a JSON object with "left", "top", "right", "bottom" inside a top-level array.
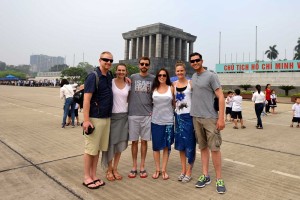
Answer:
[
  {"left": 128, "top": 116, "right": 151, "bottom": 141},
  {"left": 193, "top": 117, "right": 222, "bottom": 151},
  {"left": 84, "top": 117, "right": 111, "bottom": 155}
]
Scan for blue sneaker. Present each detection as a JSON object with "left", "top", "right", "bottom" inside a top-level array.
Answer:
[
  {"left": 216, "top": 179, "right": 226, "bottom": 194},
  {"left": 195, "top": 175, "right": 211, "bottom": 188}
]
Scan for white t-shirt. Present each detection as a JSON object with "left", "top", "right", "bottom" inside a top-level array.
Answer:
[
  {"left": 225, "top": 96, "right": 233, "bottom": 108},
  {"left": 252, "top": 91, "right": 265, "bottom": 103},
  {"left": 232, "top": 95, "right": 242, "bottom": 112},
  {"left": 292, "top": 103, "right": 300, "bottom": 118},
  {"left": 112, "top": 79, "right": 130, "bottom": 113}
]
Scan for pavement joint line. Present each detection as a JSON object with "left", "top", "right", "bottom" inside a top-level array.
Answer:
[
  {"left": 0, "top": 164, "right": 33, "bottom": 173},
  {"left": 271, "top": 170, "right": 300, "bottom": 180},
  {"left": 224, "top": 158, "right": 255, "bottom": 167},
  {"left": 223, "top": 140, "right": 300, "bottom": 157},
  {"left": 2, "top": 96, "right": 62, "bottom": 109},
  {"left": 245, "top": 119, "right": 291, "bottom": 127},
  {"left": 0, "top": 139, "right": 83, "bottom": 200}
]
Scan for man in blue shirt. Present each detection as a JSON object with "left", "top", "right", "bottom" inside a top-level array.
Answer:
[{"left": 82, "top": 51, "right": 113, "bottom": 189}]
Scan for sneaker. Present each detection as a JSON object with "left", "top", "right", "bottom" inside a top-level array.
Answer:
[
  {"left": 178, "top": 173, "right": 185, "bottom": 181},
  {"left": 182, "top": 175, "right": 192, "bottom": 183},
  {"left": 195, "top": 175, "right": 211, "bottom": 188},
  {"left": 216, "top": 179, "right": 226, "bottom": 194}
]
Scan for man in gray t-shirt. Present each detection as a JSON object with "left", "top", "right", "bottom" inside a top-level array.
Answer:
[
  {"left": 189, "top": 52, "right": 226, "bottom": 194},
  {"left": 127, "top": 56, "right": 155, "bottom": 179}
]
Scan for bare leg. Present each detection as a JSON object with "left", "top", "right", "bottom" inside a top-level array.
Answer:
[
  {"left": 233, "top": 119, "right": 238, "bottom": 127},
  {"left": 140, "top": 140, "right": 148, "bottom": 171},
  {"left": 113, "top": 152, "right": 122, "bottom": 180},
  {"left": 211, "top": 150, "right": 222, "bottom": 179},
  {"left": 161, "top": 147, "right": 169, "bottom": 172},
  {"left": 179, "top": 151, "right": 186, "bottom": 174},
  {"left": 131, "top": 141, "right": 138, "bottom": 170},
  {"left": 83, "top": 153, "right": 97, "bottom": 187},
  {"left": 201, "top": 147, "right": 210, "bottom": 176}
]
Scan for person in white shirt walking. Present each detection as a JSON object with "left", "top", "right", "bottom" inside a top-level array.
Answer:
[
  {"left": 231, "top": 89, "right": 246, "bottom": 129},
  {"left": 60, "top": 79, "right": 77, "bottom": 128},
  {"left": 252, "top": 85, "right": 265, "bottom": 129}
]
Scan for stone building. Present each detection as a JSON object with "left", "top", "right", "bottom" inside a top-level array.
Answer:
[{"left": 119, "top": 23, "right": 197, "bottom": 76}]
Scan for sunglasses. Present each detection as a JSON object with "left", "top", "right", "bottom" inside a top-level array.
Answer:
[
  {"left": 140, "top": 63, "right": 149, "bottom": 66},
  {"left": 190, "top": 58, "right": 201, "bottom": 63},
  {"left": 101, "top": 58, "right": 113, "bottom": 63},
  {"left": 158, "top": 74, "right": 167, "bottom": 77}
]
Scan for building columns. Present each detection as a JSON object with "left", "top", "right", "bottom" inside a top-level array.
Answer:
[
  {"left": 124, "top": 39, "right": 129, "bottom": 60},
  {"left": 163, "top": 35, "right": 169, "bottom": 58},
  {"left": 155, "top": 33, "right": 162, "bottom": 57}
]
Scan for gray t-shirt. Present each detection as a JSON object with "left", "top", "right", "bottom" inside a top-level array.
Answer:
[
  {"left": 190, "top": 70, "right": 221, "bottom": 119},
  {"left": 128, "top": 73, "right": 155, "bottom": 116}
]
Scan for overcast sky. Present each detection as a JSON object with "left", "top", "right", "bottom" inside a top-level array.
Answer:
[{"left": 1, "top": 0, "right": 300, "bottom": 70}]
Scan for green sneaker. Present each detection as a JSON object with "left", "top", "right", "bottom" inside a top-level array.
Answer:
[
  {"left": 216, "top": 179, "right": 226, "bottom": 194},
  {"left": 195, "top": 174, "right": 211, "bottom": 188}
]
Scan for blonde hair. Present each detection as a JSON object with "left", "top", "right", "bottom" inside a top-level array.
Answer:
[{"left": 175, "top": 60, "right": 186, "bottom": 69}]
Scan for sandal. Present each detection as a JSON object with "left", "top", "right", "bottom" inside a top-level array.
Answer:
[
  {"left": 106, "top": 171, "right": 115, "bottom": 181},
  {"left": 233, "top": 126, "right": 238, "bottom": 129},
  {"left": 177, "top": 173, "right": 185, "bottom": 181},
  {"left": 77, "top": 122, "right": 80, "bottom": 126},
  {"left": 128, "top": 170, "right": 137, "bottom": 178},
  {"left": 65, "top": 122, "right": 70, "bottom": 126},
  {"left": 162, "top": 171, "right": 169, "bottom": 180},
  {"left": 82, "top": 181, "right": 99, "bottom": 189},
  {"left": 113, "top": 170, "right": 122, "bottom": 180},
  {"left": 93, "top": 179, "right": 105, "bottom": 187},
  {"left": 140, "top": 170, "right": 148, "bottom": 178},
  {"left": 152, "top": 171, "right": 161, "bottom": 179}
]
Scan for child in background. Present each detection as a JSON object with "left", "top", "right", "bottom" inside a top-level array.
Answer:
[
  {"left": 67, "top": 103, "right": 80, "bottom": 126},
  {"left": 290, "top": 97, "right": 300, "bottom": 128},
  {"left": 225, "top": 91, "right": 233, "bottom": 122},
  {"left": 269, "top": 90, "right": 277, "bottom": 114},
  {"left": 231, "top": 89, "right": 246, "bottom": 129}
]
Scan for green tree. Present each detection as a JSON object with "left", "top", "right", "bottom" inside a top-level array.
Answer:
[
  {"left": 294, "top": 51, "right": 300, "bottom": 60},
  {"left": 110, "top": 64, "right": 139, "bottom": 76},
  {"left": 279, "top": 85, "right": 295, "bottom": 96},
  {"left": 49, "top": 64, "right": 69, "bottom": 72},
  {"left": 265, "top": 45, "right": 279, "bottom": 60},
  {"left": 77, "top": 62, "right": 94, "bottom": 73},
  {"left": 239, "top": 84, "right": 252, "bottom": 91},
  {"left": 0, "top": 70, "right": 26, "bottom": 79},
  {"left": 61, "top": 67, "right": 87, "bottom": 83}
]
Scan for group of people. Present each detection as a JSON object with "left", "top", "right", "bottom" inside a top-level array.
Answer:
[
  {"left": 224, "top": 84, "right": 279, "bottom": 130},
  {"left": 78, "top": 51, "right": 227, "bottom": 194}
]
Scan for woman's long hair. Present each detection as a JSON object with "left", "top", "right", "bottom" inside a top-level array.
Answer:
[
  {"left": 256, "top": 84, "right": 261, "bottom": 94},
  {"left": 152, "top": 68, "right": 171, "bottom": 92},
  {"left": 60, "top": 79, "right": 69, "bottom": 87}
]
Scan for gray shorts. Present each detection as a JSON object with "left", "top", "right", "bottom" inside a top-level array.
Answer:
[
  {"left": 128, "top": 116, "right": 151, "bottom": 141},
  {"left": 193, "top": 117, "right": 222, "bottom": 151}
]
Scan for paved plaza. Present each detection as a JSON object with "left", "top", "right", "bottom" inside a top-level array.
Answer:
[{"left": 0, "top": 85, "right": 299, "bottom": 200}]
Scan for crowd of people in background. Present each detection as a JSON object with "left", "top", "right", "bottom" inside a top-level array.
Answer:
[{"left": 0, "top": 79, "right": 60, "bottom": 87}]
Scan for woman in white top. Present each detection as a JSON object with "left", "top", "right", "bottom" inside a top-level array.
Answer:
[
  {"left": 102, "top": 64, "right": 130, "bottom": 181},
  {"left": 59, "top": 79, "right": 77, "bottom": 128},
  {"left": 173, "top": 61, "right": 196, "bottom": 183},
  {"left": 151, "top": 68, "right": 175, "bottom": 180},
  {"left": 252, "top": 84, "right": 265, "bottom": 129}
]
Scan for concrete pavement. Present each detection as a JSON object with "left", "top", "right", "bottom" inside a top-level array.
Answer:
[{"left": 0, "top": 85, "right": 299, "bottom": 200}]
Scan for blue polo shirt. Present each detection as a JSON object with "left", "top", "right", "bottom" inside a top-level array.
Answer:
[{"left": 84, "top": 67, "right": 113, "bottom": 118}]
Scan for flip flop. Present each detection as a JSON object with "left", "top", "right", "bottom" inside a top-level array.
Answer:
[
  {"left": 162, "top": 171, "right": 169, "bottom": 180},
  {"left": 93, "top": 179, "right": 105, "bottom": 187},
  {"left": 82, "top": 181, "right": 100, "bottom": 189},
  {"left": 113, "top": 170, "right": 123, "bottom": 180},
  {"left": 152, "top": 171, "right": 161, "bottom": 179},
  {"left": 140, "top": 170, "right": 148, "bottom": 178},
  {"left": 106, "top": 171, "right": 115, "bottom": 181},
  {"left": 128, "top": 170, "right": 137, "bottom": 178}
]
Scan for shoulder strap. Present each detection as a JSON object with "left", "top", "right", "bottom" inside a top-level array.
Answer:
[{"left": 92, "top": 70, "right": 99, "bottom": 91}]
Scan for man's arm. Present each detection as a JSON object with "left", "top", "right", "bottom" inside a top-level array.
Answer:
[
  {"left": 82, "top": 93, "right": 93, "bottom": 132},
  {"left": 215, "top": 88, "right": 225, "bottom": 130}
]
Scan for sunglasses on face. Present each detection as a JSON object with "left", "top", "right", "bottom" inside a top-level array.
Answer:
[
  {"left": 158, "top": 74, "right": 167, "bottom": 77},
  {"left": 101, "top": 58, "right": 113, "bottom": 63},
  {"left": 190, "top": 58, "right": 201, "bottom": 63},
  {"left": 140, "top": 63, "right": 149, "bottom": 66}
]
